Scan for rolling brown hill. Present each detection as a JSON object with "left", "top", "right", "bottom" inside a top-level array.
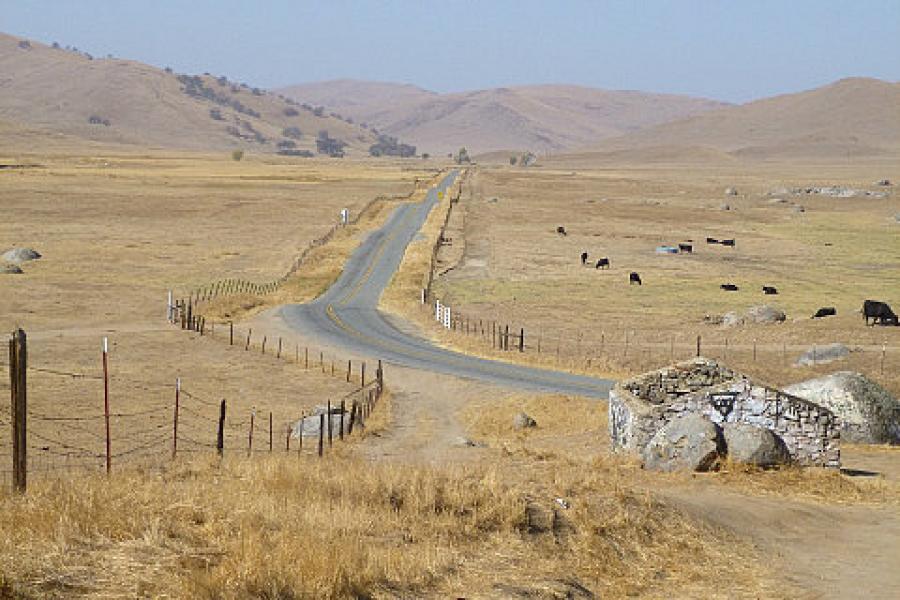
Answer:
[
  {"left": 0, "top": 33, "right": 378, "bottom": 155},
  {"left": 278, "top": 80, "right": 729, "bottom": 155},
  {"left": 590, "top": 77, "right": 900, "bottom": 161}
]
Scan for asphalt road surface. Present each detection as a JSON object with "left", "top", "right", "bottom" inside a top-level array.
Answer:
[{"left": 280, "top": 171, "right": 614, "bottom": 399}]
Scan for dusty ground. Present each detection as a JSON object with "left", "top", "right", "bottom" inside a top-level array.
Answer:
[
  {"left": 425, "top": 160, "right": 900, "bottom": 395},
  {"left": 0, "top": 150, "right": 434, "bottom": 480}
]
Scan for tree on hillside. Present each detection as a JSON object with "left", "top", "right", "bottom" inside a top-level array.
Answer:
[
  {"left": 456, "top": 147, "right": 471, "bottom": 164},
  {"left": 509, "top": 156, "right": 518, "bottom": 166}
]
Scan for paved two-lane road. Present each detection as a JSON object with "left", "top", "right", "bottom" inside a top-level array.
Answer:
[{"left": 280, "top": 171, "right": 614, "bottom": 399}]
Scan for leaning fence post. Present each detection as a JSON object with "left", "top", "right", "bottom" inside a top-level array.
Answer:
[
  {"left": 277, "top": 337, "right": 282, "bottom": 359},
  {"left": 10, "top": 329, "right": 27, "bottom": 492},
  {"left": 217, "top": 400, "right": 226, "bottom": 457}
]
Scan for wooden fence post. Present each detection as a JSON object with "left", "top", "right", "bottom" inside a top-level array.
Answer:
[
  {"left": 327, "top": 401, "right": 333, "bottom": 447},
  {"left": 320, "top": 351, "right": 324, "bottom": 372},
  {"left": 248, "top": 410, "right": 255, "bottom": 457},
  {"left": 269, "top": 412, "right": 273, "bottom": 452},
  {"left": 348, "top": 401, "right": 357, "bottom": 434},
  {"left": 277, "top": 337, "right": 282, "bottom": 359},
  {"left": 102, "top": 337, "right": 111, "bottom": 475},
  {"left": 696, "top": 335, "right": 701, "bottom": 358},
  {"left": 519, "top": 328, "right": 524, "bottom": 352},
  {"left": 318, "top": 413, "right": 324, "bottom": 457},
  {"left": 10, "top": 329, "right": 27, "bottom": 492},
  {"left": 261, "top": 336, "right": 267, "bottom": 355},
  {"left": 230, "top": 322, "right": 234, "bottom": 346},
  {"left": 339, "top": 400, "right": 345, "bottom": 440},
  {"left": 217, "top": 400, "right": 226, "bottom": 457},
  {"left": 347, "top": 360, "right": 352, "bottom": 382},
  {"left": 361, "top": 362, "right": 366, "bottom": 387},
  {"left": 245, "top": 329, "right": 252, "bottom": 351},
  {"left": 172, "top": 378, "right": 180, "bottom": 459},
  {"left": 286, "top": 425, "right": 291, "bottom": 452},
  {"left": 298, "top": 416, "right": 303, "bottom": 453},
  {"left": 377, "top": 360, "right": 383, "bottom": 388}
]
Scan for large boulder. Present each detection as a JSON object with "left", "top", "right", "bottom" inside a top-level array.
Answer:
[
  {"left": 0, "top": 263, "right": 23, "bottom": 274},
  {"left": 1, "top": 248, "right": 41, "bottom": 263},
  {"left": 795, "top": 343, "right": 850, "bottom": 366},
  {"left": 642, "top": 414, "right": 725, "bottom": 472},
  {"left": 513, "top": 412, "right": 537, "bottom": 430},
  {"left": 723, "top": 423, "right": 791, "bottom": 466},
  {"left": 785, "top": 372, "right": 900, "bottom": 444}
]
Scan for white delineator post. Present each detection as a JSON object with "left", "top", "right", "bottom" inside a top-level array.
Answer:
[
  {"left": 443, "top": 306, "right": 451, "bottom": 329},
  {"left": 435, "top": 300, "right": 442, "bottom": 322}
]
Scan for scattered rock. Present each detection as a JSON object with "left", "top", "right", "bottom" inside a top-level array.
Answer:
[
  {"left": 745, "top": 305, "right": 786, "bottom": 324},
  {"left": 453, "top": 436, "right": 486, "bottom": 448},
  {"left": 875, "top": 179, "right": 892, "bottom": 186},
  {"left": 0, "top": 263, "right": 23, "bottom": 274},
  {"left": 724, "top": 187, "right": 738, "bottom": 196},
  {"left": 642, "top": 414, "right": 724, "bottom": 472},
  {"left": 723, "top": 423, "right": 791, "bottom": 466},
  {"left": 513, "top": 412, "right": 537, "bottom": 430},
  {"left": 720, "top": 203, "right": 731, "bottom": 211},
  {"left": 792, "top": 205, "right": 806, "bottom": 213},
  {"left": 1, "top": 247, "right": 41, "bottom": 263},
  {"left": 894, "top": 213, "right": 900, "bottom": 223},
  {"left": 703, "top": 313, "right": 724, "bottom": 325},
  {"left": 767, "top": 197, "right": 788, "bottom": 204},
  {"left": 722, "top": 311, "right": 742, "bottom": 327},
  {"left": 785, "top": 372, "right": 900, "bottom": 444},
  {"left": 795, "top": 343, "right": 850, "bottom": 366}
]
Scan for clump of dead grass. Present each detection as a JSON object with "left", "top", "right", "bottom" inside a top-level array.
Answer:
[{"left": 0, "top": 450, "right": 784, "bottom": 598}]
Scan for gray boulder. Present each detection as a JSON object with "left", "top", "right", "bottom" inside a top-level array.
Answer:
[
  {"left": 785, "top": 372, "right": 900, "bottom": 444},
  {"left": 1, "top": 263, "right": 23, "bottom": 274},
  {"left": 722, "top": 311, "right": 742, "bottom": 327},
  {"left": 1, "top": 248, "right": 41, "bottom": 263},
  {"left": 723, "top": 423, "right": 790, "bottom": 466},
  {"left": 795, "top": 343, "right": 849, "bottom": 366},
  {"left": 642, "top": 414, "right": 724, "bottom": 472},
  {"left": 745, "top": 305, "right": 786, "bottom": 324},
  {"left": 513, "top": 412, "right": 537, "bottom": 430}
]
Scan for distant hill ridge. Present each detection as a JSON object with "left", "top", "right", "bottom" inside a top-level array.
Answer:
[
  {"left": 278, "top": 80, "right": 730, "bottom": 155},
  {"left": 0, "top": 32, "right": 382, "bottom": 155}
]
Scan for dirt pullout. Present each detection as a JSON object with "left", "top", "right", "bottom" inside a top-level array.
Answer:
[{"left": 660, "top": 484, "right": 900, "bottom": 599}]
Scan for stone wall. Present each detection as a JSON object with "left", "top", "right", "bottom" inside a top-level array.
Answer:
[{"left": 609, "top": 358, "right": 841, "bottom": 467}]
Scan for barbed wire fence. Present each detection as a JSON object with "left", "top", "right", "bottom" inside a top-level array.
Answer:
[{"left": 3, "top": 328, "right": 385, "bottom": 493}]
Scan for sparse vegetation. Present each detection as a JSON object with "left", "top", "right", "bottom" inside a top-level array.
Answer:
[
  {"left": 369, "top": 134, "right": 416, "bottom": 158},
  {"left": 277, "top": 148, "right": 314, "bottom": 157},
  {"left": 316, "top": 130, "right": 347, "bottom": 157},
  {"left": 456, "top": 146, "right": 471, "bottom": 164},
  {"left": 282, "top": 126, "right": 302, "bottom": 140},
  {"left": 283, "top": 106, "right": 299, "bottom": 117},
  {"left": 276, "top": 139, "right": 297, "bottom": 149},
  {"left": 231, "top": 149, "right": 244, "bottom": 161},
  {"left": 208, "top": 108, "right": 224, "bottom": 120},
  {"left": 177, "top": 74, "right": 261, "bottom": 118},
  {"left": 17, "top": 40, "right": 31, "bottom": 50},
  {"left": 87, "top": 115, "right": 110, "bottom": 126}
]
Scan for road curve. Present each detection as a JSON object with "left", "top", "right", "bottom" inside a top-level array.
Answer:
[{"left": 280, "top": 171, "right": 614, "bottom": 399}]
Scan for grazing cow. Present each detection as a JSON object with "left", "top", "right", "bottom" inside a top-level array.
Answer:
[
  {"left": 863, "top": 299, "right": 899, "bottom": 325},
  {"left": 720, "top": 283, "right": 739, "bottom": 291},
  {"left": 678, "top": 243, "right": 693, "bottom": 253},
  {"left": 595, "top": 257, "right": 610, "bottom": 269},
  {"left": 720, "top": 239, "right": 736, "bottom": 247},
  {"left": 580, "top": 251, "right": 588, "bottom": 266},
  {"left": 812, "top": 307, "right": 836, "bottom": 318},
  {"left": 557, "top": 226, "right": 567, "bottom": 236},
  {"left": 629, "top": 272, "right": 642, "bottom": 285},
  {"left": 762, "top": 286, "right": 778, "bottom": 295},
  {"left": 706, "top": 237, "right": 718, "bottom": 244}
]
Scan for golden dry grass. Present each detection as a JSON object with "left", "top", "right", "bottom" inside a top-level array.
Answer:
[
  {"left": 418, "top": 161, "right": 900, "bottom": 394},
  {"left": 0, "top": 450, "right": 787, "bottom": 599}
]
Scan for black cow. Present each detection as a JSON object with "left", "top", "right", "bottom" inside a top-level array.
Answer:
[
  {"left": 678, "top": 243, "right": 693, "bottom": 253},
  {"left": 762, "top": 286, "right": 778, "bottom": 295},
  {"left": 706, "top": 237, "right": 718, "bottom": 244},
  {"left": 720, "top": 283, "right": 739, "bottom": 291},
  {"left": 629, "top": 272, "right": 642, "bottom": 285},
  {"left": 580, "top": 251, "right": 588, "bottom": 266},
  {"left": 557, "top": 226, "right": 567, "bottom": 236},
  {"left": 863, "top": 300, "right": 899, "bottom": 325},
  {"left": 812, "top": 307, "right": 836, "bottom": 318},
  {"left": 595, "top": 257, "right": 610, "bottom": 269},
  {"left": 720, "top": 239, "right": 736, "bottom": 247}
]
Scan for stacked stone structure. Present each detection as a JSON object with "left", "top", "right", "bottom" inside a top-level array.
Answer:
[{"left": 609, "top": 358, "right": 840, "bottom": 468}]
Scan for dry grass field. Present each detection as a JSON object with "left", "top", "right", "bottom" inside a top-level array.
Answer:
[
  {"left": 0, "top": 149, "right": 435, "bottom": 482},
  {"left": 425, "top": 160, "right": 900, "bottom": 394}
]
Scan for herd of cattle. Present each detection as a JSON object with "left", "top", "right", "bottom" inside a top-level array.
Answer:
[{"left": 564, "top": 226, "right": 898, "bottom": 327}]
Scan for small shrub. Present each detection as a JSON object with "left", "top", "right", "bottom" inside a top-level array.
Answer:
[
  {"left": 312, "top": 106, "right": 325, "bottom": 117},
  {"left": 87, "top": 115, "right": 110, "bottom": 126},
  {"left": 277, "top": 149, "right": 314, "bottom": 157},
  {"left": 282, "top": 127, "right": 302, "bottom": 140},
  {"left": 277, "top": 140, "right": 297, "bottom": 149},
  {"left": 283, "top": 107, "right": 299, "bottom": 117},
  {"left": 231, "top": 150, "right": 244, "bottom": 161},
  {"left": 17, "top": 40, "right": 31, "bottom": 50},
  {"left": 209, "top": 108, "right": 224, "bottom": 121},
  {"left": 164, "top": 66, "right": 173, "bottom": 74}
]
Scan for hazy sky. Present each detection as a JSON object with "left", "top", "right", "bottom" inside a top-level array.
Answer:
[{"left": 4, "top": 1, "right": 899, "bottom": 102}]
